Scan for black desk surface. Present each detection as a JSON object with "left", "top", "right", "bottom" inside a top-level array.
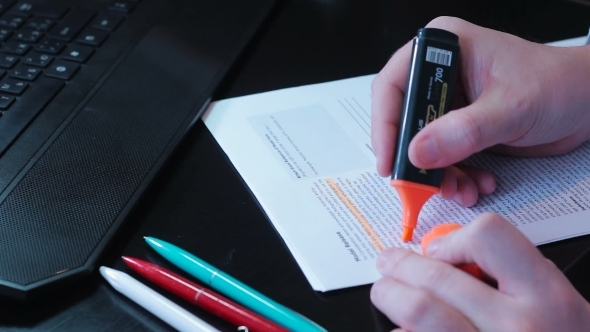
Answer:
[{"left": 3, "top": 0, "right": 590, "bottom": 331}]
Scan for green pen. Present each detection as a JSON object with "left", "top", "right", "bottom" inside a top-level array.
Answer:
[{"left": 144, "top": 237, "right": 327, "bottom": 332}]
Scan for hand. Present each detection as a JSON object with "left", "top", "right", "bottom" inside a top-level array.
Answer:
[
  {"left": 371, "top": 16, "right": 590, "bottom": 206},
  {"left": 370, "top": 213, "right": 590, "bottom": 331}
]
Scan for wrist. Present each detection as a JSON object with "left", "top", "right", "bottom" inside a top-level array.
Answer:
[{"left": 547, "top": 44, "right": 590, "bottom": 143}]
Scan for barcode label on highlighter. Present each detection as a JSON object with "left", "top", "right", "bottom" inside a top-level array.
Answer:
[{"left": 425, "top": 46, "right": 452, "bottom": 66}]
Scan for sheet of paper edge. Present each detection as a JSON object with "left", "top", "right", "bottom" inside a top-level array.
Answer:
[{"left": 546, "top": 35, "right": 587, "bottom": 46}]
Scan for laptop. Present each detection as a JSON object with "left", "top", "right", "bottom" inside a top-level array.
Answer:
[{"left": 0, "top": 0, "right": 275, "bottom": 300}]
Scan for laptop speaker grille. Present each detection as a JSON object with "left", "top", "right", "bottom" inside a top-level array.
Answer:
[{"left": 0, "top": 31, "right": 211, "bottom": 291}]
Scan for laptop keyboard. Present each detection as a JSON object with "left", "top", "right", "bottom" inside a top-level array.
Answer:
[{"left": 0, "top": 0, "right": 138, "bottom": 156}]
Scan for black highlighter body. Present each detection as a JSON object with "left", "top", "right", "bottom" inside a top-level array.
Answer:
[{"left": 390, "top": 28, "right": 460, "bottom": 242}]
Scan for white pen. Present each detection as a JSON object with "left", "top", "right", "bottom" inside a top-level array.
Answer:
[{"left": 100, "top": 266, "right": 220, "bottom": 332}]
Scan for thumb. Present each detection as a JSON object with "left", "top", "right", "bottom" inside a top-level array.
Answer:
[
  {"left": 426, "top": 213, "right": 553, "bottom": 296},
  {"left": 408, "top": 91, "right": 522, "bottom": 169}
]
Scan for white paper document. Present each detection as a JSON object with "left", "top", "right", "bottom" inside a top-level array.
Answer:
[
  {"left": 546, "top": 35, "right": 588, "bottom": 47},
  {"left": 203, "top": 71, "right": 590, "bottom": 292}
]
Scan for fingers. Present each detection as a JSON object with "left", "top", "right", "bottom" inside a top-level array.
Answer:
[
  {"left": 440, "top": 167, "right": 477, "bottom": 207},
  {"left": 371, "top": 40, "right": 413, "bottom": 177},
  {"left": 408, "top": 93, "right": 522, "bottom": 169},
  {"left": 425, "top": 213, "right": 554, "bottom": 296},
  {"left": 458, "top": 165, "right": 496, "bottom": 195},
  {"left": 375, "top": 248, "right": 503, "bottom": 328},
  {"left": 440, "top": 166, "right": 496, "bottom": 207},
  {"left": 371, "top": 276, "right": 477, "bottom": 332}
]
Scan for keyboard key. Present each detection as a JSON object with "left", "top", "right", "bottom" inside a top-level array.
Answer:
[
  {"left": 8, "top": 2, "right": 34, "bottom": 17},
  {"left": 11, "top": 2, "right": 69, "bottom": 19},
  {"left": 109, "top": 2, "right": 135, "bottom": 14},
  {"left": 0, "top": 54, "right": 18, "bottom": 68},
  {"left": 0, "top": 77, "right": 28, "bottom": 94},
  {"left": 0, "top": 94, "right": 15, "bottom": 109},
  {"left": 47, "top": 8, "right": 96, "bottom": 42},
  {"left": 26, "top": 17, "right": 54, "bottom": 31},
  {"left": 91, "top": 13, "right": 124, "bottom": 32},
  {"left": 61, "top": 44, "right": 93, "bottom": 63},
  {"left": 2, "top": 41, "right": 30, "bottom": 55},
  {"left": 34, "top": 38, "right": 64, "bottom": 54},
  {"left": 45, "top": 60, "right": 79, "bottom": 80},
  {"left": 0, "top": 77, "right": 64, "bottom": 155},
  {"left": 9, "top": 64, "right": 41, "bottom": 81},
  {"left": 0, "top": 28, "right": 11, "bottom": 41},
  {"left": 33, "top": 3, "right": 69, "bottom": 19},
  {"left": 76, "top": 29, "right": 108, "bottom": 46},
  {"left": 15, "top": 28, "right": 43, "bottom": 42},
  {"left": 0, "top": 15, "right": 24, "bottom": 29},
  {"left": 23, "top": 53, "right": 53, "bottom": 67}
]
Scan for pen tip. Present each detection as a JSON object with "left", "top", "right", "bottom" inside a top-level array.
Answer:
[
  {"left": 99, "top": 266, "right": 110, "bottom": 278},
  {"left": 144, "top": 236, "right": 159, "bottom": 245},
  {"left": 401, "top": 227, "right": 413, "bottom": 242},
  {"left": 121, "top": 256, "right": 141, "bottom": 269}
]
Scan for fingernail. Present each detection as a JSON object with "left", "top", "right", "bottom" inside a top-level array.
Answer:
[
  {"left": 453, "top": 191, "right": 465, "bottom": 207},
  {"left": 416, "top": 136, "right": 440, "bottom": 166},
  {"left": 426, "top": 238, "right": 441, "bottom": 257},
  {"left": 376, "top": 250, "right": 392, "bottom": 273}
]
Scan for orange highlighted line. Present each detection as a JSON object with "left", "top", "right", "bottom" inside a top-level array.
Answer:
[{"left": 326, "top": 179, "right": 386, "bottom": 252}]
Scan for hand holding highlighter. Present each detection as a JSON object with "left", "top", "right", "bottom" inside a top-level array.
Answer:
[
  {"left": 390, "top": 28, "right": 460, "bottom": 242},
  {"left": 421, "top": 223, "right": 484, "bottom": 280}
]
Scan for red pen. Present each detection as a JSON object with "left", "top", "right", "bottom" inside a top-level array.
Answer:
[{"left": 122, "top": 256, "right": 288, "bottom": 332}]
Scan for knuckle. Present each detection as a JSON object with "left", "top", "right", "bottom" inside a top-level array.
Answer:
[
  {"left": 473, "top": 212, "right": 507, "bottom": 234},
  {"left": 370, "top": 73, "right": 382, "bottom": 93},
  {"left": 387, "top": 249, "right": 414, "bottom": 274},
  {"left": 510, "top": 92, "right": 534, "bottom": 115},
  {"left": 495, "top": 86, "right": 537, "bottom": 139},
  {"left": 426, "top": 16, "right": 464, "bottom": 31},
  {"left": 403, "top": 289, "right": 434, "bottom": 324},
  {"left": 422, "top": 263, "right": 453, "bottom": 287},
  {"left": 370, "top": 278, "right": 388, "bottom": 304},
  {"left": 467, "top": 212, "right": 508, "bottom": 249},
  {"left": 544, "top": 258, "right": 558, "bottom": 269},
  {"left": 455, "top": 111, "right": 486, "bottom": 152}
]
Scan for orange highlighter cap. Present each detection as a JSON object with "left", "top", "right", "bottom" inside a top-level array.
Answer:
[
  {"left": 421, "top": 223, "right": 484, "bottom": 280},
  {"left": 390, "top": 179, "right": 439, "bottom": 242}
]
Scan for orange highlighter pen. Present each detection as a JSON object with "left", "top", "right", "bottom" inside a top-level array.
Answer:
[{"left": 390, "top": 28, "right": 460, "bottom": 242}]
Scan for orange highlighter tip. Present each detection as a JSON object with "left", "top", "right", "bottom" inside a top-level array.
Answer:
[
  {"left": 402, "top": 227, "right": 414, "bottom": 242},
  {"left": 390, "top": 179, "right": 439, "bottom": 242}
]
